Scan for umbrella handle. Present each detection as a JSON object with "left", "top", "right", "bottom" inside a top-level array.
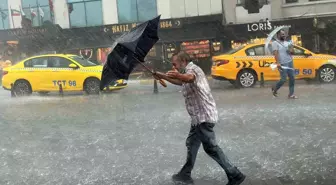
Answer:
[
  {"left": 132, "top": 56, "right": 167, "bottom": 87},
  {"left": 158, "top": 79, "right": 167, "bottom": 87}
]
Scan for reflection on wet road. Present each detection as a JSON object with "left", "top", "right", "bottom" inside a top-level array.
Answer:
[{"left": 0, "top": 80, "right": 335, "bottom": 185}]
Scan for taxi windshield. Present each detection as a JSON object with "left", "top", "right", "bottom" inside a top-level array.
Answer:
[{"left": 70, "top": 56, "right": 98, "bottom": 67}]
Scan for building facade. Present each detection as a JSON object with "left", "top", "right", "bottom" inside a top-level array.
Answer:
[
  {"left": 223, "top": 0, "right": 336, "bottom": 53},
  {"left": 0, "top": 0, "right": 335, "bottom": 73},
  {"left": 0, "top": 0, "right": 226, "bottom": 73}
]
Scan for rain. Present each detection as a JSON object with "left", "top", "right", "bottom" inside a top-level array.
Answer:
[{"left": 0, "top": 0, "right": 336, "bottom": 185}]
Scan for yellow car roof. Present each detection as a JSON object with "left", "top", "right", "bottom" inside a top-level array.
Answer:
[{"left": 29, "top": 54, "right": 77, "bottom": 58}]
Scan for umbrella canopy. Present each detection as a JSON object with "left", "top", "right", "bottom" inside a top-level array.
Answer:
[
  {"left": 264, "top": 25, "right": 290, "bottom": 55},
  {"left": 100, "top": 15, "right": 161, "bottom": 90}
]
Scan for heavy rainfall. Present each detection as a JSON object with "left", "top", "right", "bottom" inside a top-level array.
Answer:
[{"left": 0, "top": 0, "right": 335, "bottom": 185}]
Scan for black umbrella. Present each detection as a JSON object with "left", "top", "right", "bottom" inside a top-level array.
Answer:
[{"left": 100, "top": 15, "right": 167, "bottom": 91}]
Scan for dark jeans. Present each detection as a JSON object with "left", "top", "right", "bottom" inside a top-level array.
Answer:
[
  {"left": 179, "top": 122, "right": 240, "bottom": 178},
  {"left": 274, "top": 62, "right": 295, "bottom": 96}
]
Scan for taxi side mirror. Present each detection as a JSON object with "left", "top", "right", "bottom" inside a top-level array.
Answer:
[{"left": 69, "top": 63, "right": 79, "bottom": 69}]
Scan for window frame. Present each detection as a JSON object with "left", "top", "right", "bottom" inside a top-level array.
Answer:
[
  {"left": 0, "top": 0, "right": 10, "bottom": 30},
  {"left": 24, "top": 57, "right": 49, "bottom": 68},
  {"left": 245, "top": 45, "right": 266, "bottom": 56},
  {"left": 67, "top": 0, "right": 103, "bottom": 28},
  {"left": 21, "top": 0, "right": 53, "bottom": 27},
  {"left": 47, "top": 56, "right": 75, "bottom": 68},
  {"left": 292, "top": 46, "right": 305, "bottom": 56},
  {"left": 116, "top": 0, "right": 158, "bottom": 24}
]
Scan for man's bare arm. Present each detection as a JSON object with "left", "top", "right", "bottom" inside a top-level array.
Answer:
[
  {"left": 154, "top": 72, "right": 183, "bottom": 86},
  {"left": 273, "top": 50, "right": 280, "bottom": 64},
  {"left": 173, "top": 73, "right": 195, "bottom": 83}
]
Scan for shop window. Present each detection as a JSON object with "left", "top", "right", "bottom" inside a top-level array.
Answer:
[
  {"left": 117, "top": 0, "right": 158, "bottom": 23},
  {"left": 97, "top": 48, "right": 112, "bottom": 64},
  {"left": 285, "top": 0, "right": 298, "bottom": 3},
  {"left": 67, "top": 0, "right": 103, "bottom": 27},
  {"left": 181, "top": 40, "right": 211, "bottom": 59},
  {"left": 165, "top": 43, "right": 177, "bottom": 59},
  {"left": 21, "top": 0, "right": 53, "bottom": 27},
  {"left": 0, "top": 0, "right": 10, "bottom": 30}
]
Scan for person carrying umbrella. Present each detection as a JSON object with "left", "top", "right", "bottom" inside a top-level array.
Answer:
[
  {"left": 153, "top": 51, "right": 245, "bottom": 185},
  {"left": 271, "top": 29, "right": 298, "bottom": 99}
]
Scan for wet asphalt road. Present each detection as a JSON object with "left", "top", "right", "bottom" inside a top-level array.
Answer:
[{"left": 0, "top": 80, "right": 335, "bottom": 185}]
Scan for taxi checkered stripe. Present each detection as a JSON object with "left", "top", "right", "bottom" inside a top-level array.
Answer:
[
  {"left": 233, "top": 56, "right": 336, "bottom": 59},
  {"left": 11, "top": 68, "right": 102, "bottom": 73},
  {"left": 234, "top": 56, "right": 272, "bottom": 59}
]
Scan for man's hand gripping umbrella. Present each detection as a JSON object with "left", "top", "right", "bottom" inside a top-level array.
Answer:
[{"left": 135, "top": 58, "right": 167, "bottom": 87}]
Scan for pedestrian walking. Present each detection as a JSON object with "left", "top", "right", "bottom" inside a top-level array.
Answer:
[
  {"left": 153, "top": 51, "right": 246, "bottom": 185},
  {"left": 271, "top": 29, "right": 298, "bottom": 99}
]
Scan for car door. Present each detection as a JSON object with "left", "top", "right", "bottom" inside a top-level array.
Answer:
[
  {"left": 47, "top": 56, "right": 81, "bottom": 91},
  {"left": 23, "top": 57, "right": 49, "bottom": 91},
  {"left": 292, "top": 46, "right": 315, "bottom": 79},
  {"left": 244, "top": 45, "right": 275, "bottom": 80}
]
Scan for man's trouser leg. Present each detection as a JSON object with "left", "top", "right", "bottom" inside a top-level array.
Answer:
[
  {"left": 274, "top": 67, "right": 288, "bottom": 92},
  {"left": 179, "top": 125, "right": 201, "bottom": 177},
  {"left": 197, "top": 122, "right": 241, "bottom": 178},
  {"left": 287, "top": 64, "right": 295, "bottom": 96}
]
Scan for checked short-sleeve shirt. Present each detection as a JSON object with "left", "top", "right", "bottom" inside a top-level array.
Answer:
[{"left": 182, "top": 62, "right": 218, "bottom": 125}]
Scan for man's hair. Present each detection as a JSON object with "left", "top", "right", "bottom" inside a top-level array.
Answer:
[
  {"left": 172, "top": 51, "right": 191, "bottom": 63},
  {"left": 277, "top": 29, "right": 285, "bottom": 35}
]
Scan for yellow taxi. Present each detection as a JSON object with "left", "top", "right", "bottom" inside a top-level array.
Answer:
[
  {"left": 211, "top": 43, "right": 336, "bottom": 88},
  {"left": 1, "top": 54, "right": 127, "bottom": 96}
]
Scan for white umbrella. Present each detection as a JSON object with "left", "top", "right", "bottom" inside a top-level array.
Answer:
[
  {"left": 264, "top": 25, "right": 291, "bottom": 55},
  {"left": 270, "top": 63, "right": 295, "bottom": 71}
]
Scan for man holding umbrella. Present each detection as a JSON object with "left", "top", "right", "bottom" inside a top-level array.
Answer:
[
  {"left": 271, "top": 29, "right": 298, "bottom": 99},
  {"left": 153, "top": 51, "right": 245, "bottom": 185}
]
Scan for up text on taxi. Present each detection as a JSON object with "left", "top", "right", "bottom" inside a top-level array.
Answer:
[{"left": 211, "top": 43, "right": 336, "bottom": 88}]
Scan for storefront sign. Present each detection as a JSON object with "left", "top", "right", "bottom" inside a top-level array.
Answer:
[
  {"left": 104, "top": 19, "right": 183, "bottom": 34},
  {"left": 0, "top": 25, "right": 63, "bottom": 41},
  {"left": 247, "top": 20, "right": 291, "bottom": 32},
  {"left": 8, "top": 28, "right": 48, "bottom": 38}
]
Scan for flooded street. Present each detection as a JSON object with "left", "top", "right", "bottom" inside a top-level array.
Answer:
[{"left": 0, "top": 80, "right": 335, "bottom": 185}]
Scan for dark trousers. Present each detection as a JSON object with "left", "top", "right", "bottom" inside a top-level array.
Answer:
[{"left": 179, "top": 122, "right": 240, "bottom": 178}]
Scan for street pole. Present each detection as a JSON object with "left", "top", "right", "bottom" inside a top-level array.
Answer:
[
  {"left": 36, "top": 1, "right": 41, "bottom": 26},
  {"left": 1, "top": 16, "right": 4, "bottom": 29},
  {"left": 0, "top": 8, "right": 5, "bottom": 29},
  {"left": 10, "top": 6, "right": 15, "bottom": 28},
  {"left": 153, "top": 79, "right": 158, "bottom": 94}
]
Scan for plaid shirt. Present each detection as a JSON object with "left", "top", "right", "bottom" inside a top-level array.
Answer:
[{"left": 182, "top": 62, "right": 218, "bottom": 125}]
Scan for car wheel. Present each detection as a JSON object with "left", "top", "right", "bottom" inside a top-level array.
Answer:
[
  {"left": 319, "top": 65, "right": 335, "bottom": 83},
  {"left": 13, "top": 80, "right": 32, "bottom": 96},
  {"left": 236, "top": 70, "right": 257, "bottom": 88},
  {"left": 84, "top": 78, "right": 100, "bottom": 95}
]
